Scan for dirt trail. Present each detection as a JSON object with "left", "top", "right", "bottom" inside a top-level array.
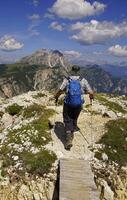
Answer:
[{"left": 47, "top": 97, "right": 109, "bottom": 161}]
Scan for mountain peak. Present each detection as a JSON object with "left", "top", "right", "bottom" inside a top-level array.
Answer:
[
  {"left": 19, "top": 48, "right": 69, "bottom": 68},
  {"left": 52, "top": 50, "right": 63, "bottom": 57}
]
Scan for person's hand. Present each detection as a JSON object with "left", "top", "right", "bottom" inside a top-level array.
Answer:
[
  {"left": 89, "top": 93, "right": 94, "bottom": 100},
  {"left": 89, "top": 93, "right": 94, "bottom": 105},
  {"left": 54, "top": 96, "right": 58, "bottom": 105}
]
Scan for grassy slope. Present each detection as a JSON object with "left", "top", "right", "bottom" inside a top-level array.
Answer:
[{"left": 0, "top": 103, "right": 57, "bottom": 177}]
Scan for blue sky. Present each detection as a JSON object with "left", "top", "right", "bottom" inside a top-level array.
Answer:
[{"left": 0, "top": 0, "right": 127, "bottom": 64}]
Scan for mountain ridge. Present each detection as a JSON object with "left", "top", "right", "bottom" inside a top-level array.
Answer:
[{"left": 0, "top": 49, "right": 127, "bottom": 97}]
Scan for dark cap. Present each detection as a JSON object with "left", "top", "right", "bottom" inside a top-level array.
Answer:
[{"left": 71, "top": 65, "right": 80, "bottom": 72}]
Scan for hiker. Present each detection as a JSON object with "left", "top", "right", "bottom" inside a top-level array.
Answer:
[{"left": 54, "top": 65, "right": 94, "bottom": 150}]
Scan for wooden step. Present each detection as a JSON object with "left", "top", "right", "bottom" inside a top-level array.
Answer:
[{"left": 59, "top": 159, "right": 99, "bottom": 200}]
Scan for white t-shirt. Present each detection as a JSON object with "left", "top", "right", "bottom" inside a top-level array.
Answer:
[{"left": 59, "top": 76, "right": 93, "bottom": 93}]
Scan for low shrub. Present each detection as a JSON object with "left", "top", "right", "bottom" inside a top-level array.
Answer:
[
  {"left": 6, "top": 103, "right": 23, "bottom": 116},
  {"left": 96, "top": 94, "right": 127, "bottom": 114},
  {"left": 22, "top": 104, "right": 45, "bottom": 118},
  {"left": 32, "top": 92, "right": 47, "bottom": 99},
  {"left": 20, "top": 150, "right": 56, "bottom": 175},
  {"left": 96, "top": 118, "right": 127, "bottom": 166}
]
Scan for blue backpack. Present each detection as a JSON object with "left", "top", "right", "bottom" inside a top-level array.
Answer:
[{"left": 65, "top": 79, "right": 84, "bottom": 107}]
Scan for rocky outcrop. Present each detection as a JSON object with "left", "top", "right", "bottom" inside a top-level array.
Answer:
[{"left": 92, "top": 158, "right": 127, "bottom": 200}]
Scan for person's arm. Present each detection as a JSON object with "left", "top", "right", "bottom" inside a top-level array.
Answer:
[
  {"left": 54, "top": 90, "right": 64, "bottom": 103},
  {"left": 81, "top": 78, "right": 94, "bottom": 102},
  {"left": 54, "top": 78, "right": 68, "bottom": 103}
]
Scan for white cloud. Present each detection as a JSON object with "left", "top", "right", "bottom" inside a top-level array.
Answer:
[
  {"left": 93, "top": 51, "right": 103, "bottom": 55},
  {"left": 44, "top": 13, "right": 55, "bottom": 19},
  {"left": 49, "top": 21, "right": 64, "bottom": 31},
  {"left": 28, "top": 14, "right": 41, "bottom": 21},
  {"left": 28, "top": 14, "right": 41, "bottom": 36},
  {"left": 108, "top": 45, "right": 127, "bottom": 57},
  {"left": 64, "top": 50, "right": 82, "bottom": 58},
  {"left": 33, "top": 0, "right": 39, "bottom": 7},
  {"left": 0, "top": 35, "right": 24, "bottom": 51},
  {"left": 0, "top": 55, "right": 18, "bottom": 64},
  {"left": 70, "top": 20, "right": 127, "bottom": 45},
  {"left": 28, "top": 29, "right": 40, "bottom": 36},
  {"left": 50, "top": 0, "right": 106, "bottom": 20}
]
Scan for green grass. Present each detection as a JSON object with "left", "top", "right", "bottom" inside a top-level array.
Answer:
[
  {"left": 32, "top": 92, "right": 47, "bottom": 99},
  {"left": 94, "top": 151, "right": 103, "bottom": 160},
  {"left": 20, "top": 150, "right": 56, "bottom": 175},
  {"left": 22, "top": 104, "right": 45, "bottom": 118},
  {"left": 0, "top": 106, "right": 56, "bottom": 176},
  {"left": 121, "top": 96, "right": 127, "bottom": 101},
  {"left": 6, "top": 103, "right": 23, "bottom": 116},
  {"left": 85, "top": 104, "right": 100, "bottom": 115},
  {"left": 96, "top": 94, "right": 127, "bottom": 114},
  {"left": 96, "top": 118, "right": 127, "bottom": 166}
]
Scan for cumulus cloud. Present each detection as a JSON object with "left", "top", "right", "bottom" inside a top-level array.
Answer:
[
  {"left": 64, "top": 50, "right": 82, "bottom": 58},
  {"left": 70, "top": 20, "right": 127, "bottom": 45},
  {"left": 50, "top": 0, "right": 106, "bottom": 20},
  {"left": 0, "top": 35, "right": 24, "bottom": 51},
  {"left": 108, "top": 45, "right": 127, "bottom": 57},
  {"left": 49, "top": 21, "right": 64, "bottom": 31}
]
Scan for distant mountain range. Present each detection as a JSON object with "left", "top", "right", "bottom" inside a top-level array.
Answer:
[
  {"left": 0, "top": 49, "right": 127, "bottom": 98},
  {"left": 102, "top": 64, "right": 127, "bottom": 81}
]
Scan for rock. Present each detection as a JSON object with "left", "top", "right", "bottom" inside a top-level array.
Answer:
[
  {"left": 0, "top": 176, "right": 10, "bottom": 186},
  {"left": 102, "top": 180, "right": 114, "bottom": 200},
  {"left": 18, "top": 184, "right": 33, "bottom": 200},
  {"left": 30, "top": 147, "right": 40, "bottom": 154},
  {"left": 12, "top": 115, "right": 22, "bottom": 126},
  {"left": 13, "top": 156, "right": 19, "bottom": 161},
  {"left": 33, "top": 193, "right": 41, "bottom": 200},
  {"left": 56, "top": 151, "right": 63, "bottom": 158},
  {"left": 117, "top": 112, "right": 123, "bottom": 117},
  {"left": 102, "top": 153, "right": 108, "bottom": 161},
  {"left": 1, "top": 113, "right": 13, "bottom": 128},
  {"left": 102, "top": 110, "right": 117, "bottom": 119}
]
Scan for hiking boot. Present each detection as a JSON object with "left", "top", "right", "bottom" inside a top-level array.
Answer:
[{"left": 65, "top": 131, "right": 74, "bottom": 150}]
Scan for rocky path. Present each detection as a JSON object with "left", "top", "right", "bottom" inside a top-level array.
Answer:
[
  {"left": 0, "top": 91, "right": 127, "bottom": 200},
  {"left": 47, "top": 96, "right": 109, "bottom": 161}
]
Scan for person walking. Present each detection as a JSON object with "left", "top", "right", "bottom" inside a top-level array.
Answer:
[{"left": 54, "top": 65, "right": 94, "bottom": 150}]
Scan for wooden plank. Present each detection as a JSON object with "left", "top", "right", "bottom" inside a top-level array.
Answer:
[{"left": 59, "top": 159, "right": 99, "bottom": 200}]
